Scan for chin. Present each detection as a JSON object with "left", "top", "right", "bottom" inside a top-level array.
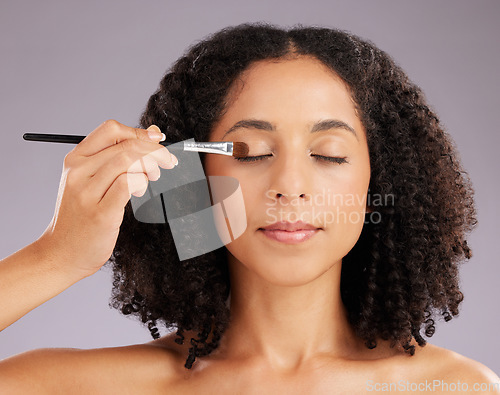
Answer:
[{"left": 228, "top": 245, "right": 341, "bottom": 288}]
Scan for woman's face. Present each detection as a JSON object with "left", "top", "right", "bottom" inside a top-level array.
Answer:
[{"left": 204, "top": 56, "right": 371, "bottom": 286}]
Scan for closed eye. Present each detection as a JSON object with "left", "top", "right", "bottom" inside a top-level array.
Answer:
[
  {"left": 234, "top": 154, "right": 348, "bottom": 164},
  {"left": 311, "top": 154, "right": 348, "bottom": 164},
  {"left": 234, "top": 154, "right": 273, "bottom": 162}
]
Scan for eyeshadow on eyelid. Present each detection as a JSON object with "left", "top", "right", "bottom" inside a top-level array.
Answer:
[{"left": 242, "top": 141, "right": 270, "bottom": 150}]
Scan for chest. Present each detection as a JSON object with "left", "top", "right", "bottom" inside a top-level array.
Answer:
[{"left": 165, "top": 361, "right": 402, "bottom": 395}]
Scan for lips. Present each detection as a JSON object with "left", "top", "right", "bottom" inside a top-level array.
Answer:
[
  {"left": 260, "top": 220, "right": 320, "bottom": 231},
  {"left": 258, "top": 221, "right": 321, "bottom": 244}
]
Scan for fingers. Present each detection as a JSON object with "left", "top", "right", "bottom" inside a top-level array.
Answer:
[
  {"left": 99, "top": 173, "right": 148, "bottom": 213},
  {"left": 63, "top": 119, "right": 180, "bottom": 213},
  {"left": 126, "top": 172, "right": 150, "bottom": 198},
  {"left": 73, "top": 119, "right": 165, "bottom": 157},
  {"left": 89, "top": 146, "right": 177, "bottom": 206},
  {"left": 43, "top": 120, "right": 180, "bottom": 276},
  {"left": 78, "top": 138, "right": 177, "bottom": 178}
]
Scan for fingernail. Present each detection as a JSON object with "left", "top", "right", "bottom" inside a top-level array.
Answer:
[
  {"left": 147, "top": 125, "right": 163, "bottom": 141},
  {"left": 171, "top": 154, "right": 179, "bottom": 167}
]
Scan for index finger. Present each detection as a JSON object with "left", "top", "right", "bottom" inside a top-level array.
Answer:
[{"left": 74, "top": 119, "right": 164, "bottom": 157}]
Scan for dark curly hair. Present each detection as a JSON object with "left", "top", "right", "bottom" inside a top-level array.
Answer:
[{"left": 106, "top": 22, "right": 477, "bottom": 370}]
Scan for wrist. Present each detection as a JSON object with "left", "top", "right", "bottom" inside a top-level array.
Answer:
[{"left": 31, "top": 235, "right": 91, "bottom": 283}]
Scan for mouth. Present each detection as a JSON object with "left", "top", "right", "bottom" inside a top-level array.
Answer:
[
  {"left": 258, "top": 229, "right": 320, "bottom": 244},
  {"left": 258, "top": 221, "right": 321, "bottom": 244}
]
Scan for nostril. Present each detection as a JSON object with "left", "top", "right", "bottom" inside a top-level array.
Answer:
[{"left": 275, "top": 193, "right": 309, "bottom": 199}]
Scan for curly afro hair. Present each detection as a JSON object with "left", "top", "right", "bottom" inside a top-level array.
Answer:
[{"left": 106, "top": 22, "right": 477, "bottom": 370}]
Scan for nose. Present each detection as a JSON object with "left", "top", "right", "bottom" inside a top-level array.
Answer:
[{"left": 267, "top": 151, "right": 313, "bottom": 205}]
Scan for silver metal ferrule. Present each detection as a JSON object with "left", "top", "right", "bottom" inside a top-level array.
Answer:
[{"left": 183, "top": 141, "right": 233, "bottom": 156}]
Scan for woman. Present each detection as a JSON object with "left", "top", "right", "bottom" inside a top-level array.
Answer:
[{"left": 0, "top": 22, "right": 498, "bottom": 393}]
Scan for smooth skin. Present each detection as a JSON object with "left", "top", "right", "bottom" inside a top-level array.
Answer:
[{"left": 0, "top": 59, "right": 498, "bottom": 394}]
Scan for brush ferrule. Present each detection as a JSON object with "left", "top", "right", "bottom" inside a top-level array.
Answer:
[{"left": 183, "top": 141, "right": 233, "bottom": 155}]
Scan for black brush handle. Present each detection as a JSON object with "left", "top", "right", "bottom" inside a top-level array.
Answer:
[
  {"left": 23, "top": 133, "right": 86, "bottom": 144},
  {"left": 23, "top": 133, "right": 173, "bottom": 146}
]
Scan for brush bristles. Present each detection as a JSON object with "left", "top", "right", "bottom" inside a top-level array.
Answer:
[{"left": 232, "top": 142, "right": 249, "bottom": 158}]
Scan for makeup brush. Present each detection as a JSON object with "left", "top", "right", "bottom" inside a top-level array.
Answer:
[{"left": 22, "top": 133, "right": 249, "bottom": 158}]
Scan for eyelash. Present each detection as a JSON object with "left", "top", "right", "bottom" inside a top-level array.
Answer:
[{"left": 235, "top": 154, "right": 348, "bottom": 164}]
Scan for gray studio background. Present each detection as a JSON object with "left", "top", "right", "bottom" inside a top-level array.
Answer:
[{"left": 0, "top": 0, "right": 498, "bottom": 373}]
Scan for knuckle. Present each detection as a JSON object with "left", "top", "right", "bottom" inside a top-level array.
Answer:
[
  {"left": 104, "top": 119, "right": 120, "bottom": 129},
  {"left": 63, "top": 151, "right": 76, "bottom": 168},
  {"left": 65, "top": 167, "right": 83, "bottom": 188},
  {"left": 103, "top": 119, "right": 121, "bottom": 138}
]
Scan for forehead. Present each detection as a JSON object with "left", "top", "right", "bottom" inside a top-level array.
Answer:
[
  {"left": 228, "top": 56, "right": 353, "bottom": 100},
  {"left": 212, "top": 56, "right": 363, "bottom": 138}
]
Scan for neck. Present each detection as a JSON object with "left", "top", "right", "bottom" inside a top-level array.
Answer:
[{"left": 216, "top": 253, "right": 364, "bottom": 372}]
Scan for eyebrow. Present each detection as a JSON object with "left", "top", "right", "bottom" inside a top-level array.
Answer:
[{"left": 221, "top": 118, "right": 358, "bottom": 141}]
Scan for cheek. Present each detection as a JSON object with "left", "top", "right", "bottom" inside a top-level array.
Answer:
[
  {"left": 204, "top": 155, "right": 249, "bottom": 180},
  {"left": 202, "top": 155, "right": 224, "bottom": 177},
  {"left": 203, "top": 157, "right": 261, "bottom": 234},
  {"left": 312, "top": 162, "right": 370, "bottom": 237},
  {"left": 321, "top": 164, "right": 369, "bottom": 201},
  {"left": 204, "top": 155, "right": 260, "bottom": 196}
]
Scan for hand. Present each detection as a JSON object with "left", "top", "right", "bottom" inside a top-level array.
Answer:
[{"left": 37, "top": 119, "right": 178, "bottom": 278}]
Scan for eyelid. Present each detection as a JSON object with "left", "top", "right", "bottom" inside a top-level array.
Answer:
[
  {"left": 234, "top": 154, "right": 272, "bottom": 162},
  {"left": 234, "top": 153, "right": 348, "bottom": 164},
  {"left": 311, "top": 154, "right": 349, "bottom": 164}
]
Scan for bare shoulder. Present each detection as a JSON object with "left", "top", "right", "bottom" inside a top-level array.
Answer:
[
  {"left": 0, "top": 341, "right": 183, "bottom": 395},
  {"left": 409, "top": 342, "right": 500, "bottom": 393}
]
